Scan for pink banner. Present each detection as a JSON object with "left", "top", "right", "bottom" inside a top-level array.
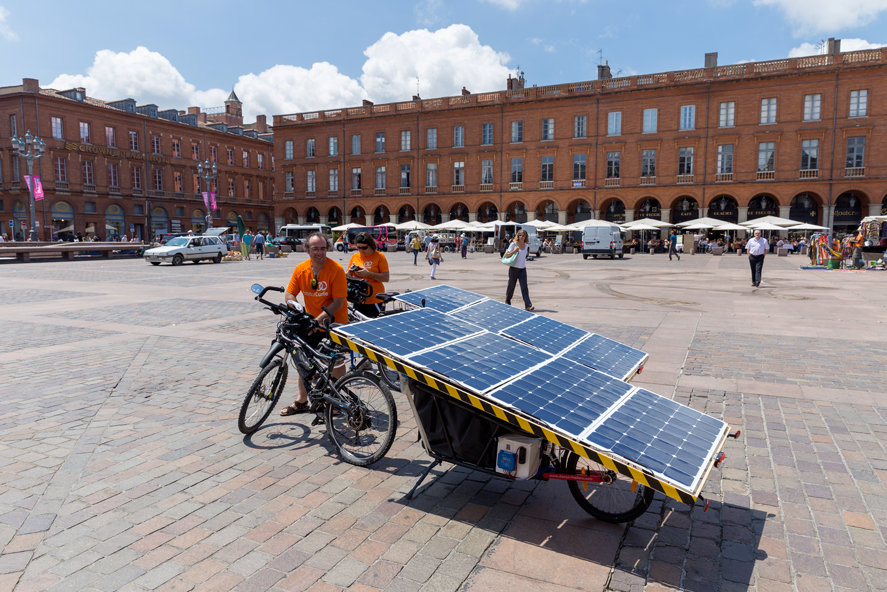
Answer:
[
  {"left": 209, "top": 192, "right": 217, "bottom": 211},
  {"left": 201, "top": 192, "right": 210, "bottom": 209},
  {"left": 24, "top": 175, "right": 44, "bottom": 200}
]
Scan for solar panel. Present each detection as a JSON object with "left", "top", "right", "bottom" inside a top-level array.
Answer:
[
  {"left": 487, "top": 357, "right": 634, "bottom": 439},
  {"left": 407, "top": 333, "right": 551, "bottom": 393},
  {"left": 395, "top": 285, "right": 485, "bottom": 313},
  {"left": 336, "top": 308, "right": 483, "bottom": 357},
  {"left": 562, "top": 334, "right": 648, "bottom": 380},
  {"left": 447, "top": 299, "right": 535, "bottom": 333},
  {"left": 584, "top": 389, "right": 727, "bottom": 491},
  {"left": 500, "top": 315, "right": 588, "bottom": 355}
]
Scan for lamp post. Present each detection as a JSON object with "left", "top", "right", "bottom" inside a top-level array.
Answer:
[
  {"left": 11, "top": 131, "right": 46, "bottom": 241},
  {"left": 196, "top": 158, "right": 217, "bottom": 230}
]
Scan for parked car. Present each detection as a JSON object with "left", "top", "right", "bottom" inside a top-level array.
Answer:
[
  {"left": 157, "top": 232, "right": 189, "bottom": 245},
  {"left": 144, "top": 235, "right": 228, "bottom": 266},
  {"left": 271, "top": 236, "right": 302, "bottom": 249}
]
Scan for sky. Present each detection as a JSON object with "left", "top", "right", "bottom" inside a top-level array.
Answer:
[{"left": 1, "top": 0, "right": 886, "bottom": 124}]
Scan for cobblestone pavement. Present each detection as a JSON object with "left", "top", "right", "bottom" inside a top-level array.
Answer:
[{"left": 0, "top": 250, "right": 885, "bottom": 592}]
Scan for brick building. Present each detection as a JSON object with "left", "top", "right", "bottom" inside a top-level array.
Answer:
[
  {"left": 0, "top": 79, "right": 274, "bottom": 241},
  {"left": 272, "top": 42, "right": 887, "bottom": 236}
]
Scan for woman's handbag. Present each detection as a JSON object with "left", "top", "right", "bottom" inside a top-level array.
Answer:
[{"left": 501, "top": 251, "right": 518, "bottom": 266}]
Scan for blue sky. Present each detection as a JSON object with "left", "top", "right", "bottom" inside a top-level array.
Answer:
[{"left": 1, "top": 0, "right": 885, "bottom": 122}]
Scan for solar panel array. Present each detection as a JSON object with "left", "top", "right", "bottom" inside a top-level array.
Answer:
[{"left": 336, "top": 285, "right": 728, "bottom": 495}]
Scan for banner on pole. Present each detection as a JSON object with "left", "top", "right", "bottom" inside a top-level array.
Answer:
[
  {"left": 209, "top": 192, "right": 217, "bottom": 211},
  {"left": 201, "top": 192, "right": 210, "bottom": 209},
  {"left": 24, "top": 175, "right": 44, "bottom": 200}
]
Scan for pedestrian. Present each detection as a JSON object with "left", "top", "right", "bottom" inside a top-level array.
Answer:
[
  {"left": 240, "top": 231, "right": 251, "bottom": 260},
  {"left": 460, "top": 234, "right": 468, "bottom": 259},
  {"left": 504, "top": 229, "right": 535, "bottom": 311},
  {"left": 746, "top": 229, "right": 768, "bottom": 287},
  {"left": 668, "top": 229, "right": 681, "bottom": 261},
  {"left": 410, "top": 233, "right": 421, "bottom": 266},
  {"left": 347, "top": 232, "right": 390, "bottom": 317},
  {"left": 254, "top": 230, "right": 266, "bottom": 260},
  {"left": 425, "top": 236, "right": 442, "bottom": 280},
  {"left": 850, "top": 229, "right": 865, "bottom": 269},
  {"left": 423, "top": 233, "right": 432, "bottom": 253}
]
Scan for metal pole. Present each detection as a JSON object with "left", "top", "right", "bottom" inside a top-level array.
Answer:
[{"left": 26, "top": 158, "right": 37, "bottom": 241}]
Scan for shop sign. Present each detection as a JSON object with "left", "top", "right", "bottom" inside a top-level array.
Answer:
[
  {"left": 636, "top": 199, "right": 661, "bottom": 219},
  {"left": 673, "top": 198, "right": 698, "bottom": 222},
  {"left": 603, "top": 201, "right": 625, "bottom": 223},
  {"left": 64, "top": 142, "right": 172, "bottom": 164}
]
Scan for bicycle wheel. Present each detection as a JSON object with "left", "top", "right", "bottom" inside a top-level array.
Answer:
[
  {"left": 325, "top": 370, "right": 397, "bottom": 466},
  {"left": 375, "top": 361, "right": 402, "bottom": 392},
  {"left": 238, "top": 357, "right": 288, "bottom": 434},
  {"left": 564, "top": 451, "right": 654, "bottom": 523}
]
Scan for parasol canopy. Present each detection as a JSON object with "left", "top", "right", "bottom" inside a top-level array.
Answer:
[
  {"left": 676, "top": 217, "right": 725, "bottom": 228},
  {"left": 331, "top": 222, "right": 363, "bottom": 232},
  {"left": 741, "top": 215, "right": 802, "bottom": 227}
]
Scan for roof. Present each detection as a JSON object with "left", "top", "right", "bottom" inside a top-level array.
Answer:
[{"left": 226, "top": 90, "right": 241, "bottom": 103}]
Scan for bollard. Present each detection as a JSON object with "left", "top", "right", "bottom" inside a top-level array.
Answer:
[{"left": 630, "top": 248, "right": 636, "bottom": 255}]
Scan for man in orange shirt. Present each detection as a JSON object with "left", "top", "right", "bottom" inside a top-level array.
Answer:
[
  {"left": 851, "top": 229, "right": 865, "bottom": 269},
  {"left": 280, "top": 233, "right": 348, "bottom": 415},
  {"left": 347, "top": 232, "right": 390, "bottom": 318}
]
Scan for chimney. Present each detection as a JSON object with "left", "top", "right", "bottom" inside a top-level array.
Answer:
[
  {"left": 412, "top": 95, "right": 421, "bottom": 101},
  {"left": 362, "top": 99, "right": 374, "bottom": 106},
  {"left": 597, "top": 61, "right": 612, "bottom": 80},
  {"left": 705, "top": 52, "right": 718, "bottom": 68},
  {"left": 461, "top": 87, "right": 470, "bottom": 95},
  {"left": 22, "top": 78, "right": 39, "bottom": 93},
  {"left": 507, "top": 72, "right": 526, "bottom": 90},
  {"left": 827, "top": 38, "right": 841, "bottom": 54},
  {"left": 254, "top": 115, "right": 267, "bottom": 133},
  {"left": 188, "top": 106, "right": 201, "bottom": 114}
]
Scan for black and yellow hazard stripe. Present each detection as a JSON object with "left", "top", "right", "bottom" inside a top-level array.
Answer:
[{"left": 330, "top": 330, "right": 705, "bottom": 507}]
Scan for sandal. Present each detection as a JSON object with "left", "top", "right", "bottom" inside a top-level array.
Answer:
[{"left": 280, "top": 402, "right": 309, "bottom": 416}]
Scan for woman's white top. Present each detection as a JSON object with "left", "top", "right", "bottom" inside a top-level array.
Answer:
[{"left": 510, "top": 242, "right": 528, "bottom": 269}]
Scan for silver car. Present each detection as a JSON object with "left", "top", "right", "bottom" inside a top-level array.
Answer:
[{"left": 144, "top": 236, "right": 227, "bottom": 266}]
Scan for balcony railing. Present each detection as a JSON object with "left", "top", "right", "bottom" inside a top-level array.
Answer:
[
  {"left": 605, "top": 178, "right": 620, "bottom": 187},
  {"left": 756, "top": 170, "right": 775, "bottom": 181},
  {"left": 424, "top": 186, "right": 437, "bottom": 194},
  {"left": 110, "top": 186, "right": 121, "bottom": 194},
  {"left": 54, "top": 181, "right": 69, "bottom": 191},
  {"left": 571, "top": 180, "right": 586, "bottom": 188},
  {"left": 132, "top": 188, "right": 143, "bottom": 196},
  {"left": 328, "top": 190, "right": 338, "bottom": 198},
  {"left": 284, "top": 191, "right": 294, "bottom": 199},
  {"left": 452, "top": 185, "right": 465, "bottom": 193},
  {"left": 399, "top": 187, "right": 411, "bottom": 195},
  {"left": 151, "top": 189, "right": 165, "bottom": 197},
  {"left": 175, "top": 192, "right": 185, "bottom": 199},
  {"left": 374, "top": 188, "right": 386, "bottom": 196},
  {"left": 351, "top": 189, "right": 362, "bottom": 197},
  {"left": 716, "top": 173, "right": 733, "bottom": 183},
  {"left": 509, "top": 182, "right": 523, "bottom": 191},
  {"left": 539, "top": 181, "right": 554, "bottom": 189},
  {"left": 10, "top": 181, "right": 21, "bottom": 190},
  {"left": 799, "top": 169, "right": 819, "bottom": 179},
  {"left": 480, "top": 183, "right": 493, "bottom": 192},
  {"left": 84, "top": 184, "right": 97, "bottom": 192},
  {"left": 676, "top": 174, "right": 694, "bottom": 184},
  {"left": 845, "top": 167, "right": 865, "bottom": 177},
  {"left": 306, "top": 191, "right": 316, "bottom": 198},
  {"left": 639, "top": 176, "right": 656, "bottom": 186}
]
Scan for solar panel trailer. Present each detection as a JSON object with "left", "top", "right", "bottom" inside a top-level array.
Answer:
[{"left": 331, "top": 285, "right": 735, "bottom": 522}]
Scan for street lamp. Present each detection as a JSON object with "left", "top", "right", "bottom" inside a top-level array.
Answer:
[
  {"left": 11, "top": 130, "right": 46, "bottom": 241},
  {"left": 196, "top": 158, "right": 218, "bottom": 230}
]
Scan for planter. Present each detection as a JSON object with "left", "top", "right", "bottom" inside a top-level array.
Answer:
[{"left": 711, "top": 247, "right": 724, "bottom": 256}]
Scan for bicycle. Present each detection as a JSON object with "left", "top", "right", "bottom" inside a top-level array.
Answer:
[{"left": 238, "top": 284, "right": 397, "bottom": 466}]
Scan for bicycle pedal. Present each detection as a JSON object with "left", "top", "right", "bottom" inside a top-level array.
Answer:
[{"left": 311, "top": 415, "right": 325, "bottom": 427}]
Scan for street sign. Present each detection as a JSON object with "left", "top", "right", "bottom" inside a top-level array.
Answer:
[
  {"left": 130, "top": 224, "right": 135, "bottom": 232},
  {"left": 35, "top": 221, "right": 40, "bottom": 227},
  {"left": 20, "top": 221, "right": 26, "bottom": 228},
  {"left": 7, "top": 220, "right": 12, "bottom": 227}
]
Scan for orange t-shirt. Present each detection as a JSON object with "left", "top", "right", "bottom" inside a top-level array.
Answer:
[
  {"left": 348, "top": 250, "right": 389, "bottom": 304},
  {"left": 287, "top": 258, "right": 349, "bottom": 324}
]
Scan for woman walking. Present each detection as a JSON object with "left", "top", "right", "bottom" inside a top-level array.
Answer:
[
  {"left": 425, "top": 236, "right": 442, "bottom": 280},
  {"left": 504, "top": 229, "right": 535, "bottom": 311}
]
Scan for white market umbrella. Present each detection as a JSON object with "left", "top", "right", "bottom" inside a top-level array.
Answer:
[
  {"left": 568, "top": 219, "right": 618, "bottom": 229},
  {"left": 741, "top": 216, "right": 801, "bottom": 227},
  {"left": 331, "top": 222, "right": 362, "bottom": 232},
  {"left": 786, "top": 223, "right": 829, "bottom": 231},
  {"left": 432, "top": 219, "right": 471, "bottom": 230},
  {"left": 541, "top": 224, "right": 574, "bottom": 232},
  {"left": 676, "top": 217, "right": 724, "bottom": 228},
  {"left": 624, "top": 223, "right": 662, "bottom": 231},
  {"left": 745, "top": 221, "right": 786, "bottom": 231},
  {"left": 521, "top": 219, "right": 555, "bottom": 228},
  {"left": 713, "top": 222, "right": 749, "bottom": 231},
  {"left": 682, "top": 222, "right": 715, "bottom": 230},
  {"left": 394, "top": 220, "right": 431, "bottom": 231},
  {"left": 467, "top": 221, "right": 486, "bottom": 227},
  {"left": 624, "top": 218, "right": 672, "bottom": 228}
]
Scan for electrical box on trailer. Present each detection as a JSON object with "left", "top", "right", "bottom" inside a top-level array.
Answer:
[{"left": 495, "top": 434, "right": 541, "bottom": 480}]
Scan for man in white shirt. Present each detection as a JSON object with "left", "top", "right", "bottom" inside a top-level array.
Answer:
[{"left": 746, "top": 229, "right": 768, "bottom": 287}]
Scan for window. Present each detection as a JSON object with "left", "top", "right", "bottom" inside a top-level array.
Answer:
[
  {"left": 401, "top": 164, "right": 411, "bottom": 188},
  {"left": 352, "top": 135, "right": 361, "bottom": 155},
  {"left": 129, "top": 131, "right": 139, "bottom": 151},
  {"left": 572, "top": 154, "right": 586, "bottom": 180},
  {"left": 453, "top": 161, "right": 465, "bottom": 185},
  {"left": 52, "top": 117, "right": 64, "bottom": 140},
  {"left": 258, "top": 154, "right": 264, "bottom": 170},
  {"left": 641, "top": 149, "right": 657, "bottom": 176},
  {"left": 717, "top": 145, "right": 733, "bottom": 174},
  {"left": 846, "top": 137, "right": 865, "bottom": 168},
  {"left": 574, "top": 115, "right": 587, "bottom": 138},
  {"left": 285, "top": 140, "right": 294, "bottom": 159},
  {"left": 12, "top": 158, "right": 18, "bottom": 181},
  {"left": 285, "top": 171, "right": 294, "bottom": 192},
  {"left": 849, "top": 90, "right": 868, "bottom": 117},
  {"left": 258, "top": 181, "right": 266, "bottom": 200},
  {"left": 188, "top": 142, "right": 198, "bottom": 160},
  {"left": 105, "top": 126, "right": 116, "bottom": 147},
  {"left": 176, "top": 206, "right": 185, "bottom": 217},
  {"left": 172, "top": 140, "right": 181, "bottom": 158},
  {"left": 85, "top": 201, "right": 96, "bottom": 213},
  {"left": 541, "top": 156, "right": 553, "bottom": 182},
  {"left": 108, "top": 163, "right": 119, "bottom": 187},
  {"left": 642, "top": 109, "right": 657, "bottom": 133},
  {"left": 152, "top": 136, "right": 161, "bottom": 154},
  {"left": 607, "top": 112, "right": 621, "bottom": 136},
  {"left": 606, "top": 152, "right": 620, "bottom": 178},
  {"left": 804, "top": 94, "right": 821, "bottom": 121},
  {"left": 454, "top": 126, "right": 465, "bottom": 147},
  {"left": 719, "top": 102, "right": 735, "bottom": 127},
  {"left": 307, "top": 138, "right": 315, "bottom": 157},
  {"left": 82, "top": 161, "right": 94, "bottom": 185},
  {"left": 426, "top": 163, "right": 437, "bottom": 187},
  {"left": 760, "top": 98, "right": 777, "bottom": 124},
  {"left": 153, "top": 168, "right": 162, "bottom": 191},
  {"left": 174, "top": 171, "right": 183, "bottom": 193},
  {"left": 510, "top": 158, "right": 523, "bottom": 182},
  {"left": 307, "top": 170, "right": 316, "bottom": 192},
  {"left": 426, "top": 128, "right": 437, "bottom": 149},
  {"left": 54, "top": 156, "right": 67, "bottom": 182},
  {"left": 227, "top": 149, "right": 234, "bottom": 165},
  {"left": 482, "top": 123, "right": 494, "bottom": 145},
  {"left": 678, "top": 147, "right": 694, "bottom": 175},
  {"left": 194, "top": 173, "right": 202, "bottom": 193},
  {"left": 400, "top": 130, "right": 411, "bottom": 151},
  {"left": 680, "top": 106, "right": 695, "bottom": 130},
  {"left": 352, "top": 167, "right": 361, "bottom": 190},
  {"left": 511, "top": 121, "right": 523, "bottom": 143},
  {"left": 757, "top": 142, "right": 775, "bottom": 171},
  {"left": 329, "top": 137, "right": 338, "bottom": 156},
  {"left": 9, "top": 114, "right": 16, "bottom": 137},
  {"left": 375, "top": 133, "right": 385, "bottom": 153},
  {"left": 242, "top": 151, "right": 249, "bottom": 168},
  {"left": 132, "top": 166, "right": 142, "bottom": 189},
  {"left": 801, "top": 139, "right": 819, "bottom": 170},
  {"left": 244, "top": 179, "right": 251, "bottom": 198},
  {"left": 80, "top": 122, "right": 91, "bottom": 143},
  {"left": 329, "top": 169, "right": 338, "bottom": 191},
  {"left": 375, "top": 166, "right": 386, "bottom": 189},
  {"left": 542, "top": 118, "right": 554, "bottom": 140},
  {"left": 481, "top": 160, "right": 493, "bottom": 184},
  {"left": 134, "top": 204, "right": 144, "bottom": 215},
  {"left": 228, "top": 178, "right": 235, "bottom": 197}
]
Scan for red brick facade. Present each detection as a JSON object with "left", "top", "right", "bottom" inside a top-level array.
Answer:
[
  {"left": 0, "top": 80, "right": 274, "bottom": 241},
  {"left": 273, "top": 49, "right": 887, "bottom": 234}
]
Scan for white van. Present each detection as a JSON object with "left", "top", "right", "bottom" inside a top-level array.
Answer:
[
  {"left": 581, "top": 224, "right": 624, "bottom": 259},
  {"left": 493, "top": 223, "right": 543, "bottom": 257}
]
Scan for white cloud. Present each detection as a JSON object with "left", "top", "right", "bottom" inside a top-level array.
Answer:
[
  {"left": 481, "top": 0, "right": 528, "bottom": 9},
  {"left": 414, "top": 0, "right": 444, "bottom": 26},
  {"left": 0, "top": 6, "right": 18, "bottom": 41},
  {"left": 753, "top": 0, "right": 887, "bottom": 35},
  {"left": 788, "top": 38, "right": 885, "bottom": 57}
]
